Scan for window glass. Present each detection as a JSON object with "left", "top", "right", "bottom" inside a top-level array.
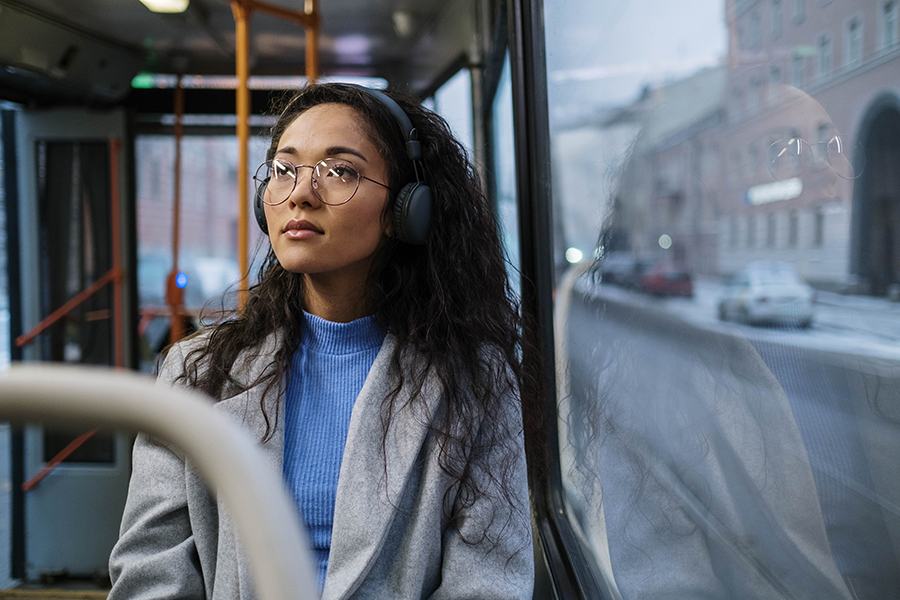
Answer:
[
  {"left": 135, "top": 134, "right": 268, "bottom": 372},
  {"left": 0, "top": 113, "right": 7, "bottom": 369},
  {"left": 493, "top": 53, "right": 520, "bottom": 290},
  {"left": 434, "top": 69, "right": 474, "bottom": 163},
  {"left": 545, "top": 0, "right": 900, "bottom": 597}
]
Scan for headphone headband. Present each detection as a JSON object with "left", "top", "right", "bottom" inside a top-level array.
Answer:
[{"left": 344, "top": 84, "right": 422, "bottom": 161}]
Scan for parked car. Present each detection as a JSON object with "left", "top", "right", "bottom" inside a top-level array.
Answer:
[
  {"left": 599, "top": 252, "right": 638, "bottom": 286},
  {"left": 640, "top": 262, "right": 693, "bottom": 297},
  {"left": 717, "top": 261, "right": 814, "bottom": 327}
]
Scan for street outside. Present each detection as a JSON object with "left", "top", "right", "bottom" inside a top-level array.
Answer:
[
  {"left": 574, "top": 273, "right": 900, "bottom": 361},
  {"left": 563, "top": 269, "right": 900, "bottom": 597}
]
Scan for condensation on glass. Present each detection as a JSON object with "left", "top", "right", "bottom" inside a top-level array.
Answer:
[{"left": 546, "top": 0, "right": 900, "bottom": 598}]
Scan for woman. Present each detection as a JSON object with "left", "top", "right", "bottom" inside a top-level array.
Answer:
[{"left": 109, "top": 83, "right": 535, "bottom": 599}]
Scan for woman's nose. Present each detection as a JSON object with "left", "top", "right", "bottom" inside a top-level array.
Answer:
[{"left": 288, "top": 167, "right": 321, "bottom": 208}]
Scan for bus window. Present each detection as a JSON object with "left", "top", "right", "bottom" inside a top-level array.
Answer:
[
  {"left": 135, "top": 133, "right": 267, "bottom": 371},
  {"left": 493, "top": 53, "right": 521, "bottom": 291},
  {"left": 1, "top": 110, "right": 8, "bottom": 369},
  {"left": 545, "top": 0, "right": 900, "bottom": 598},
  {"left": 434, "top": 68, "right": 475, "bottom": 163}
]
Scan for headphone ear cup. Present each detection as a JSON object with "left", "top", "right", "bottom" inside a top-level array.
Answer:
[
  {"left": 254, "top": 180, "right": 269, "bottom": 235},
  {"left": 392, "top": 182, "right": 432, "bottom": 246}
]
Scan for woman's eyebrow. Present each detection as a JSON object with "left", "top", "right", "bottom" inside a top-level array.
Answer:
[
  {"left": 274, "top": 145, "right": 369, "bottom": 163},
  {"left": 326, "top": 146, "right": 368, "bottom": 163}
]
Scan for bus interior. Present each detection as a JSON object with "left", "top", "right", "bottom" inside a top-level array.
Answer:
[{"left": 2, "top": 0, "right": 900, "bottom": 598}]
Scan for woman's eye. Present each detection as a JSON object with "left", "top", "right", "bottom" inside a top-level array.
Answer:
[
  {"left": 325, "top": 162, "right": 358, "bottom": 180},
  {"left": 272, "top": 160, "right": 294, "bottom": 180}
]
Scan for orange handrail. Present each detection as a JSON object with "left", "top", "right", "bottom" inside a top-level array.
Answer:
[
  {"left": 22, "top": 429, "right": 99, "bottom": 492},
  {"left": 228, "top": 0, "right": 319, "bottom": 308},
  {"left": 15, "top": 267, "right": 123, "bottom": 349}
]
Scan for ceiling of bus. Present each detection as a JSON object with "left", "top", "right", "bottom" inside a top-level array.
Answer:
[{"left": 0, "top": 0, "right": 477, "bottom": 105}]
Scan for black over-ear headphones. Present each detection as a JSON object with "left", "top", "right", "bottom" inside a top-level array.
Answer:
[{"left": 254, "top": 85, "right": 432, "bottom": 246}]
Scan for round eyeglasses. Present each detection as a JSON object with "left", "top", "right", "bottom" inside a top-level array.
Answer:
[
  {"left": 766, "top": 136, "right": 866, "bottom": 181},
  {"left": 253, "top": 157, "right": 391, "bottom": 206}
]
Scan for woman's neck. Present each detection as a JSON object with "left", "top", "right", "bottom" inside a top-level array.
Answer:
[{"left": 303, "top": 275, "right": 373, "bottom": 323}]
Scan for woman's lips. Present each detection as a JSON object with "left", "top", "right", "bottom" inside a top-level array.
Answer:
[{"left": 283, "top": 219, "right": 322, "bottom": 239}]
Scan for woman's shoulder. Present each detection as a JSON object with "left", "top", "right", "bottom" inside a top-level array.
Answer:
[{"left": 158, "top": 327, "right": 283, "bottom": 387}]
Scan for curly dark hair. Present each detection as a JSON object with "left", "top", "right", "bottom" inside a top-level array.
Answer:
[{"left": 174, "top": 82, "right": 541, "bottom": 547}]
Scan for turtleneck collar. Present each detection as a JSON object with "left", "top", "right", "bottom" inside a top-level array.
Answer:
[{"left": 300, "top": 311, "right": 386, "bottom": 355}]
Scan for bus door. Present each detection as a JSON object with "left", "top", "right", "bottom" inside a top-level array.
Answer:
[{"left": 13, "top": 107, "right": 134, "bottom": 580}]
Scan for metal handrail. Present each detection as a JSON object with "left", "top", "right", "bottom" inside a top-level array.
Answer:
[{"left": 0, "top": 364, "right": 318, "bottom": 600}]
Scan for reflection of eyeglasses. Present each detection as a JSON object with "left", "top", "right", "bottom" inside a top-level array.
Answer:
[
  {"left": 766, "top": 137, "right": 866, "bottom": 181},
  {"left": 253, "top": 157, "right": 391, "bottom": 206}
]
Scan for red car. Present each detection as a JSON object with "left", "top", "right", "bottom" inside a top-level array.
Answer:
[{"left": 640, "top": 262, "right": 694, "bottom": 297}]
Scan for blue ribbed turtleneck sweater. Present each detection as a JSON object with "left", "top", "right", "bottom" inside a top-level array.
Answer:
[{"left": 282, "top": 311, "right": 386, "bottom": 589}]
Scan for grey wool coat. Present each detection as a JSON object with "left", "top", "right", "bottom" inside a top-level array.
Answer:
[{"left": 108, "top": 332, "right": 534, "bottom": 600}]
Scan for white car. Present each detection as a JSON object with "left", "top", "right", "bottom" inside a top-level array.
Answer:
[{"left": 718, "top": 262, "right": 815, "bottom": 328}]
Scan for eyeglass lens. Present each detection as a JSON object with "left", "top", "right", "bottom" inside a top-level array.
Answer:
[
  {"left": 256, "top": 158, "right": 361, "bottom": 206},
  {"left": 766, "top": 137, "right": 865, "bottom": 181}
]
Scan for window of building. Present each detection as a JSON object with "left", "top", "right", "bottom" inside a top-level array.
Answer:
[
  {"left": 792, "top": 54, "right": 805, "bottom": 87},
  {"left": 884, "top": 0, "right": 899, "bottom": 48},
  {"left": 751, "top": 11, "right": 762, "bottom": 49},
  {"left": 766, "top": 213, "right": 777, "bottom": 248},
  {"left": 730, "top": 149, "right": 741, "bottom": 186},
  {"left": 814, "top": 207, "right": 825, "bottom": 246},
  {"left": 818, "top": 33, "right": 833, "bottom": 79},
  {"left": 731, "top": 87, "right": 744, "bottom": 122},
  {"left": 748, "top": 214, "right": 756, "bottom": 248},
  {"left": 846, "top": 17, "right": 864, "bottom": 66},
  {"left": 788, "top": 210, "right": 799, "bottom": 246},
  {"left": 748, "top": 78, "right": 761, "bottom": 114},
  {"left": 769, "top": 65, "right": 782, "bottom": 101},
  {"left": 795, "top": 0, "right": 806, "bottom": 23},
  {"left": 730, "top": 216, "right": 739, "bottom": 249},
  {"left": 815, "top": 122, "right": 831, "bottom": 166},
  {"left": 772, "top": 0, "right": 784, "bottom": 38},
  {"left": 747, "top": 145, "right": 759, "bottom": 182}
]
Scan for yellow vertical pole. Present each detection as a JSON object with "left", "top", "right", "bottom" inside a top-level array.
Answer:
[
  {"left": 233, "top": 0, "right": 251, "bottom": 308},
  {"left": 305, "top": 0, "right": 318, "bottom": 83}
]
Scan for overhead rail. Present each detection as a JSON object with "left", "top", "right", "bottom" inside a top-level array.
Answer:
[
  {"left": 0, "top": 364, "right": 318, "bottom": 600},
  {"left": 228, "top": 0, "right": 320, "bottom": 307}
]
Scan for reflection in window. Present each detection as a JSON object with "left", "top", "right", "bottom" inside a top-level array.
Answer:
[{"left": 546, "top": 0, "right": 900, "bottom": 597}]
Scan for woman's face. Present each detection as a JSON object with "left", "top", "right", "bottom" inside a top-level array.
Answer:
[{"left": 265, "top": 103, "right": 391, "bottom": 288}]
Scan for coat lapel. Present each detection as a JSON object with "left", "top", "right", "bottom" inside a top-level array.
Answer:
[
  {"left": 323, "top": 335, "right": 442, "bottom": 600},
  {"left": 213, "top": 331, "right": 286, "bottom": 472},
  {"left": 210, "top": 332, "right": 287, "bottom": 600}
]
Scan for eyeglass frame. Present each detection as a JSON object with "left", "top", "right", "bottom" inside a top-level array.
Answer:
[
  {"left": 765, "top": 136, "right": 865, "bottom": 181},
  {"left": 253, "top": 157, "right": 392, "bottom": 207}
]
